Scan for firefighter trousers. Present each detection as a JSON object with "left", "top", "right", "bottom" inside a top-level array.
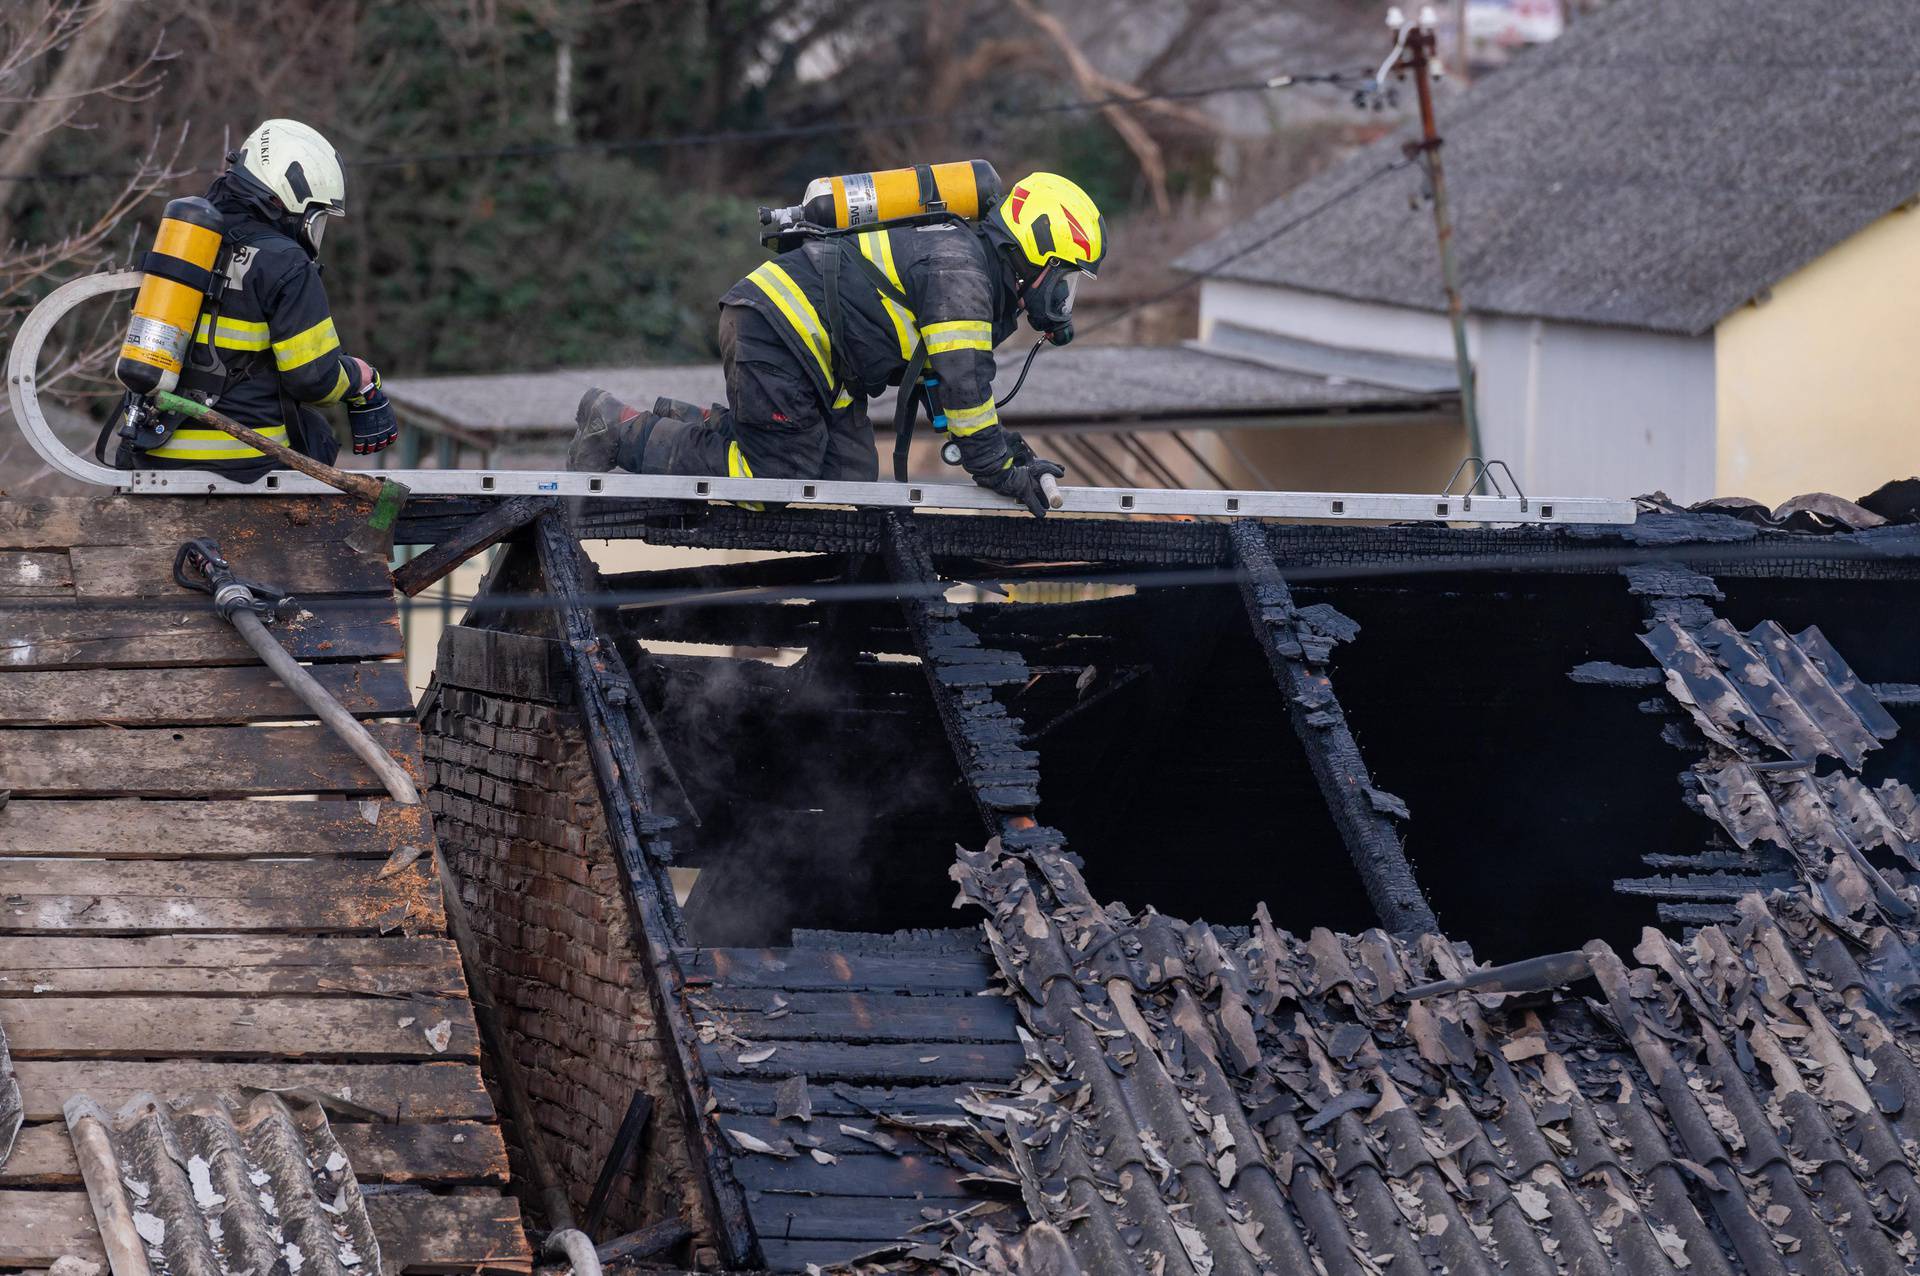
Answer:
[{"left": 632, "top": 304, "right": 879, "bottom": 482}]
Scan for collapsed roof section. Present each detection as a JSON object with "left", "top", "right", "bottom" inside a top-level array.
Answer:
[{"left": 409, "top": 496, "right": 1920, "bottom": 1271}]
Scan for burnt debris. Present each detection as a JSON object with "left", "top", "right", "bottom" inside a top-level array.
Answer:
[{"left": 408, "top": 497, "right": 1920, "bottom": 1273}]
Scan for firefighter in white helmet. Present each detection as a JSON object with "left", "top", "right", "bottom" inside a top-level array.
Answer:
[{"left": 122, "top": 118, "right": 395, "bottom": 476}]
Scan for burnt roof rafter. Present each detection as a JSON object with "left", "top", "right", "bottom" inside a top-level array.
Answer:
[
  {"left": 881, "top": 512, "right": 1050, "bottom": 841},
  {"left": 1228, "top": 520, "right": 1438, "bottom": 937}
]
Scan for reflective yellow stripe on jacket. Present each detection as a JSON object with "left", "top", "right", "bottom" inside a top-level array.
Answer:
[
  {"left": 944, "top": 397, "right": 999, "bottom": 437},
  {"left": 857, "top": 230, "right": 918, "bottom": 361},
  {"left": 272, "top": 317, "right": 340, "bottom": 374},
  {"left": 747, "top": 262, "right": 834, "bottom": 390},
  {"left": 920, "top": 319, "right": 994, "bottom": 356},
  {"left": 146, "top": 423, "right": 291, "bottom": 461},
  {"left": 194, "top": 314, "right": 271, "bottom": 351}
]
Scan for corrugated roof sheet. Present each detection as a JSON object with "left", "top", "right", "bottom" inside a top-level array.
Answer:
[
  {"left": 947, "top": 833, "right": 1920, "bottom": 1276},
  {"left": 1175, "top": 0, "right": 1920, "bottom": 334},
  {"left": 63, "top": 1090, "right": 382, "bottom": 1276},
  {"left": 1621, "top": 617, "right": 1920, "bottom": 929}
]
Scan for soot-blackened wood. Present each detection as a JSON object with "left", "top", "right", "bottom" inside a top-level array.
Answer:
[
  {"left": 1229, "top": 520, "right": 1438, "bottom": 937},
  {"left": 708, "top": 1078, "right": 982, "bottom": 1119},
  {"left": 595, "top": 1217, "right": 692, "bottom": 1265},
  {"left": 532, "top": 514, "right": 758, "bottom": 1269},
  {"left": 601, "top": 553, "right": 847, "bottom": 596},
  {"left": 0, "top": 662, "right": 413, "bottom": 726},
  {"left": 880, "top": 513, "right": 1044, "bottom": 832},
  {"left": 434, "top": 624, "right": 570, "bottom": 704},
  {"left": 392, "top": 496, "right": 553, "bottom": 597},
  {"left": 679, "top": 947, "right": 992, "bottom": 993},
  {"left": 701, "top": 994, "right": 1019, "bottom": 1044},
  {"left": 699, "top": 1039, "right": 1026, "bottom": 1084},
  {"left": 584, "top": 1092, "right": 654, "bottom": 1239}
]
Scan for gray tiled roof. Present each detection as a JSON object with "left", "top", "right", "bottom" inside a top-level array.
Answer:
[
  {"left": 385, "top": 343, "right": 1450, "bottom": 437},
  {"left": 1177, "top": 0, "right": 1920, "bottom": 335}
]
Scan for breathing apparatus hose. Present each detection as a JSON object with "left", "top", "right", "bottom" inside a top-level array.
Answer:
[{"left": 995, "top": 337, "right": 1048, "bottom": 410}]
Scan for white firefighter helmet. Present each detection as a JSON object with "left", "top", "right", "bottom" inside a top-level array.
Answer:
[{"left": 233, "top": 118, "right": 345, "bottom": 250}]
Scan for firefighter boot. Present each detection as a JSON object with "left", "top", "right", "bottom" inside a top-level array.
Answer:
[{"left": 569, "top": 388, "right": 643, "bottom": 472}]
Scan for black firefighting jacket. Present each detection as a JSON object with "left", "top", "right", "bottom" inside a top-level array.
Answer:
[
  {"left": 719, "top": 221, "right": 1021, "bottom": 453},
  {"left": 152, "top": 191, "right": 359, "bottom": 465}
]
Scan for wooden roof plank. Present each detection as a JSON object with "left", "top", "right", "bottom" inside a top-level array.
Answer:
[
  {"left": 700, "top": 1040, "right": 1024, "bottom": 1084},
  {"left": 0, "top": 722, "right": 423, "bottom": 798},
  {"left": 0, "top": 496, "right": 384, "bottom": 552},
  {"left": 68, "top": 540, "right": 389, "bottom": 600},
  {"left": 13, "top": 1060, "right": 496, "bottom": 1122},
  {"left": 0, "top": 858, "right": 444, "bottom": 935},
  {"left": 6, "top": 994, "right": 481, "bottom": 1061},
  {"left": 0, "top": 550, "right": 73, "bottom": 597},
  {"left": 0, "top": 662, "right": 414, "bottom": 726},
  {"left": 0, "top": 598, "right": 401, "bottom": 670},
  {"left": 700, "top": 994, "right": 1020, "bottom": 1044},
  {"left": 682, "top": 947, "right": 994, "bottom": 994},
  {"left": 0, "top": 935, "right": 465, "bottom": 997},
  {"left": 0, "top": 798, "right": 428, "bottom": 860}
]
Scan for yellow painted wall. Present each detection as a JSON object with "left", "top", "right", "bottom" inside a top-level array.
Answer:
[{"left": 1715, "top": 204, "right": 1920, "bottom": 504}]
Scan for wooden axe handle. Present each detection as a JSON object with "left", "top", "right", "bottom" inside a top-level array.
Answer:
[{"left": 154, "top": 392, "right": 388, "bottom": 504}]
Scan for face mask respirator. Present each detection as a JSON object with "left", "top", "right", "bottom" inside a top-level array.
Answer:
[{"left": 1023, "top": 262, "right": 1082, "bottom": 346}]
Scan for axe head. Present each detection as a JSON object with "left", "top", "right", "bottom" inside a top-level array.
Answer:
[{"left": 346, "top": 477, "right": 409, "bottom": 559}]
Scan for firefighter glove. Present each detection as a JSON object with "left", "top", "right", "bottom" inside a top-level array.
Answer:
[
  {"left": 977, "top": 454, "right": 1066, "bottom": 519},
  {"left": 344, "top": 357, "right": 397, "bottom": 455}
]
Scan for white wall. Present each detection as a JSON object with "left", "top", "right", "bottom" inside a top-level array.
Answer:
[{"left": 1199, "top": 281, "right": 1718, "bottom": 502}]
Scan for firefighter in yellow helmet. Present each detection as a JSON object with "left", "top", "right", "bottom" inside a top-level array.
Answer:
[{"left": 571, "top": 171, "right": 1105, "bottom": 517}]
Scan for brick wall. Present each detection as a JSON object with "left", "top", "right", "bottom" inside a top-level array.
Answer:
[{"left": 421, "top": 625, "right": 712, "bottom": 1254}]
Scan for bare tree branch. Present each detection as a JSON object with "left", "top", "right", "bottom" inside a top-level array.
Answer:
[
  {"left": 0, "top": 1, "right": 138, "bottom": 237},
  {"left": 1007, "top": 0, "right": 1179, "bottom": 214}
]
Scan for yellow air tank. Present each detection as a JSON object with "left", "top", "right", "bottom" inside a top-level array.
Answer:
[
  {"left": 116, "top": 196, "right": 224, "bottom": 397},
  {"left": 781, "top": 160, "right": 1002, "bottom": 231}
]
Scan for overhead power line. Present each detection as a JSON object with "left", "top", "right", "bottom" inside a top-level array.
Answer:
[
  {"left": 1076, "top": 153, "right": 1417, "bottom": 338},
  {"left": 0, "top": 68, "right": 1372, "bottom": 185}
]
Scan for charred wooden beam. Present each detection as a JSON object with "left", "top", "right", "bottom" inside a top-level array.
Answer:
[
  {"left": 600, "top": 554, "right": 847, "bottom": 596},
  {"left": 392, "top": 496, "right": 553, "bottom": 597},
  {"left": 881, "top": 513, "right": 1045, "bottom": 835},
  {"left": 1228, "top": 520, "right": 1438, "bottom": 937},
  {"left": 532, "top": 515, "right": 758, "bottom": 1268}
]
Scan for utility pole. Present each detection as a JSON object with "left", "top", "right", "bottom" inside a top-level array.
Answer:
[{"left": 1391, "top": 7, "right": 1484, "bottom": 483}]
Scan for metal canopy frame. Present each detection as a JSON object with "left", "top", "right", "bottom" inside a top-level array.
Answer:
[{"left": 10, "top": 271, "right": 1638, "bottom": 527}]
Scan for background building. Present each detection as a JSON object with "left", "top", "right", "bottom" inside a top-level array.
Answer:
[{"left": 1182, "top": 0, "right": 1920, "bottom": 504}]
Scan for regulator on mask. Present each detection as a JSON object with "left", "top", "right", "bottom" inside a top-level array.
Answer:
[{"left": 1021, "top": 261, "right": 1083, "bottom": 346}]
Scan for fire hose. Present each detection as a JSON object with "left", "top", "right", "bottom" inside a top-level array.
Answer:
[{"left": 172, "top": 541, "right": 600, "bottom": 1264}]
